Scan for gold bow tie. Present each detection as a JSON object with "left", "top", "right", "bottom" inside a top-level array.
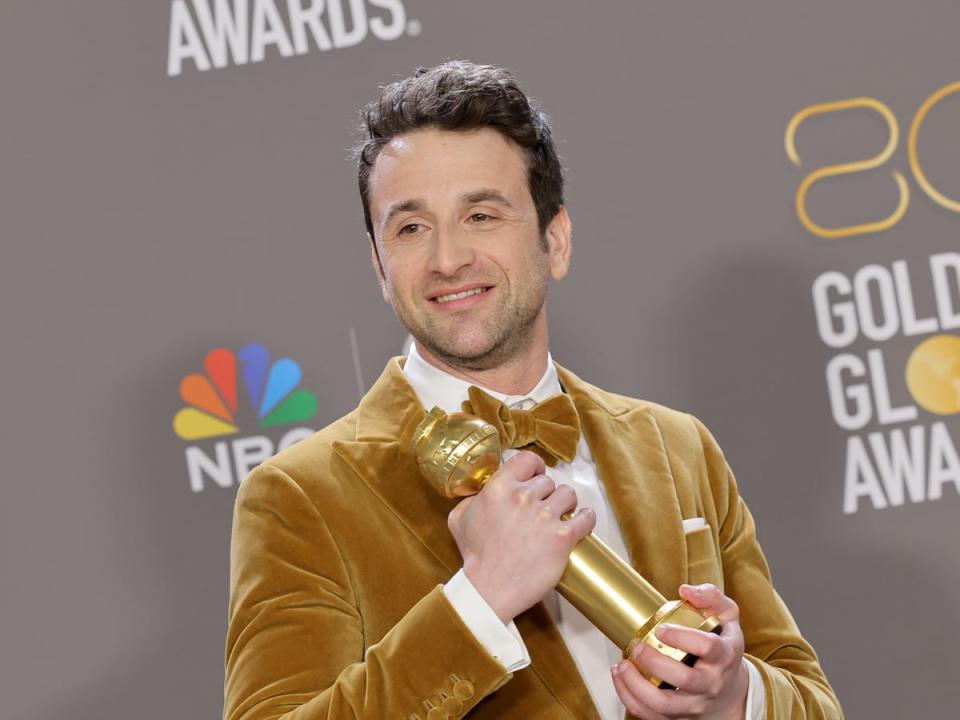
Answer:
[{"left": 461, "top": 385, "right": 581, "bottom": 467}]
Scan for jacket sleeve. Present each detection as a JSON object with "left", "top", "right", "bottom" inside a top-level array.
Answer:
[
  {"left": 223, "top": 462, "right": 512, "bottom": 720},
  {"left": 688, "top": 415, "right": 844, "bottom": 720}
]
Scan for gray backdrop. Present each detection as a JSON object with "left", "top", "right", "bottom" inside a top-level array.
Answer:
[{"left": 3, "top": 1, "right": 959, "bottom": 718}]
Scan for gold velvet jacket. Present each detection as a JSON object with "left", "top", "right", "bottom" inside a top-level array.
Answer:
[{"left": 224, "top": 359, "right": 843, "bottom": 720}]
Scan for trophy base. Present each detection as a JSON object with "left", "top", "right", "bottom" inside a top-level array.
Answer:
[{"left": 625, "top": 599, "right": 722, "bottom": 689}]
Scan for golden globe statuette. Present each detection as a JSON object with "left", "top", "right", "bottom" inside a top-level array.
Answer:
[{"left": 412, "top": 407, "right": 721, "bottom": 689}]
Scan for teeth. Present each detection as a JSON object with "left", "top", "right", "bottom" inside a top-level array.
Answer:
[{"left": 435, "top": 287, "right": 487, "bottom": 304}]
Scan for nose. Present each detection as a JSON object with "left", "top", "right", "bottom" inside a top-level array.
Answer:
[{"left": 427, "top": 223, "right": 475, "bottom": 276}]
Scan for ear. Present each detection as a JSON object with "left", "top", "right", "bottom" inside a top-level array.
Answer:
[
  {"left": 369, "top": 233, "right": 390, "bottom": 303},
  {"left": 544, "top": 206, "right": 572, "bottom": 280}
]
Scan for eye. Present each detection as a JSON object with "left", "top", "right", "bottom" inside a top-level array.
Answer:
[
  {"left": 397, "top": 223, "right": 421, "bottom": 236},
  {"left": 469, "top": 213, "right": 492, "bottom": 222}
]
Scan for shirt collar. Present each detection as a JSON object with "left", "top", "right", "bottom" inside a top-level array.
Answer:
[{"left": 403, "top": 341, "right": 562, "bottom": 414}]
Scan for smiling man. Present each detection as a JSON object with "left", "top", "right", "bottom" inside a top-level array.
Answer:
[{"left": 224, "top": 62, "right": 843, "bottom": 720}]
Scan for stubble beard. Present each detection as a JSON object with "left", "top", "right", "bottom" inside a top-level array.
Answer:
[{"left": 392, "top": 274, "right": 548, "bottom": 372}]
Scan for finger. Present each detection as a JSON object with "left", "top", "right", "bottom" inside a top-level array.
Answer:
[
  {"left": 611, "top": 661, "right": 667, "bottom": 720},
  {"left": 653, "top": 623, "right": 724, "bottom": 664},
  {"left": 617, "top": 657, "right": 701, "bottom": 719},
  {"left": 526, "top": 474, "right": 557, "bottom": 501},
  {"left": 631, "top": 642, "right": 702, "bottom": 696},
  {"left": 562, "top": 506, "right": 596, "bottom": 540},
  {"left": 542, "top": 483, "right": 578, "bottom": 515},
  {"left": 679, "top": 583, "right": 740, "bottom": 623},
  {"left": 495, "top": 450, "right": 546, "bottom": 483}
]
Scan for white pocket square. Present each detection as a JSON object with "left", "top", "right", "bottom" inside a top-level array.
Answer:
[{"left": 682, "top": 517, "right": 707, "bottom": 534}]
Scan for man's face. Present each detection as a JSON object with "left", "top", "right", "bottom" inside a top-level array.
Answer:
[{"left": 367, "top": 128, "right": 570, "bottom": 370}]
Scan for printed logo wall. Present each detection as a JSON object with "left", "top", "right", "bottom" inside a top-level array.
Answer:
[
  {"left": 787, "top": 80, "right": 960, "bottom": 515},
  {"left": 173, "top": 343, "right": 317, "bottom": 492}
]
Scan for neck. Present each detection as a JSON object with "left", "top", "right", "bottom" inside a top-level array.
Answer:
[{"left": 414, "top": 316, "right": 550, "bottom": 396}]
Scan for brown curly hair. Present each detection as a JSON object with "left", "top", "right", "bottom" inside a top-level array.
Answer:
[{"left": 356, "top": 61, "right": 565, "bottom": 252}]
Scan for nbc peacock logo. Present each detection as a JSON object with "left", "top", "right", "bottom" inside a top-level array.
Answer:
[{"left": 173, "top": 342, "right": 318, "bottom": 493}]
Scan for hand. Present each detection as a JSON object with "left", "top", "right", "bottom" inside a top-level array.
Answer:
[
  {"left": 447, "top": 450, "right": 596, "bottom": 623},
  {"left": 611, "top": 583, "right": 749, "bottom": 720}
]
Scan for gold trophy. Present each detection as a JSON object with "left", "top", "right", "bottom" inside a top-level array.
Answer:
[{"left": 412, "top": 407, "right": 721, "bottom": 688}]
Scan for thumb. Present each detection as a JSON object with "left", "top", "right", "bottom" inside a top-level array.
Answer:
[{"left": 447, "top": 495, "right": 475, "bottom": 534}]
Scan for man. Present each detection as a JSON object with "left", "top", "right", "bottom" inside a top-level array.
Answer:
[{"left": 224, "top": 62, "right": 842, "bottom": 720}]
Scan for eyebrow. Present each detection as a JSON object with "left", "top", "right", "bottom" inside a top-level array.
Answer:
[
  {"left": 381, "top": 190, "right": 517, "bottom": 229},
  {"left": 461, "top": 189, "right": 516, "bottom": 208},
  {"left": 382, "top": 199, "right": 424, "bottom": 229}
]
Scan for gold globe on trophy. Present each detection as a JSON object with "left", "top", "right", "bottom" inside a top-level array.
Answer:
[{"left": 412, "top": 406, "right": 721, "bottom": 688}]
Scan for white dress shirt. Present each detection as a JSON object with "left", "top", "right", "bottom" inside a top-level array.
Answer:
[{"left": 403, "top": 343, "right": 765, "bottom": 720}]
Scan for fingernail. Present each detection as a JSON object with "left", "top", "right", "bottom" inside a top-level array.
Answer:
[
  {"left": 655, "top": 623, "right": 673, "bottom": 639},
  {"left": 611, "top": 663, "right": 620, "bottom": 676}
]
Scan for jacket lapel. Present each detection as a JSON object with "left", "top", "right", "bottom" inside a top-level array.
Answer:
[
  {"left": 558, "top": 364, "right": 687, "bottom": 599},
  {"left": 332, "top": 358, "right": 463, "bottom": 575},
  {"left": 333, "top": 357, "right": 599, "bottom": 717}
]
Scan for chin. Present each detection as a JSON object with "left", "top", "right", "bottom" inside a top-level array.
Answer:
[
  {"left": 417, "top": 333, "right": 497, "bottom": 366},
  {"left": 450, "top": 338, "right": 520, "bottom": 369}
]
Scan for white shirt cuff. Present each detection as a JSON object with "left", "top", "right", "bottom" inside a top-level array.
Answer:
[
  {"left": 743, "top": 657, "right": 767, "bottom": 720},
  {"left": 443, "top": 569, "right": 531, "bottom": 672}
]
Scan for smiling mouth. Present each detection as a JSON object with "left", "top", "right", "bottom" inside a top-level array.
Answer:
[{"left": 431, "top": 287, "right": 491, "bottom": 304}]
